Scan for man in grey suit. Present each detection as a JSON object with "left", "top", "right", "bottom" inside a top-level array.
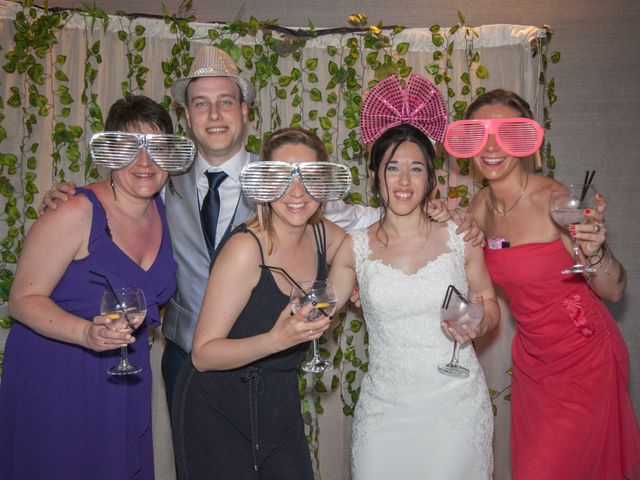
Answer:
[{"left": 160, "top": 46, "right": 260, "bottom": 406}]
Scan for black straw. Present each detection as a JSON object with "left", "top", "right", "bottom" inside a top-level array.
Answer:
[
  {"left": 90, "top": 270, "right": 119, "bottom": 298},
  {"left": 580, "top": 170, "right": 596, "bottom": 202},
  {"left": 443, "top": 284, "right": 467, "bottom": 309},
  {"left": 261, "top": 265, "right": 305, "bottom": 292},
  {"left": 261, "top": 265, "right": 332, "bottom": 316}
]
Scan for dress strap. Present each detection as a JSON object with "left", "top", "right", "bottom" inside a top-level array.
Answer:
[
  {"left": 74, "top": 187, "right": 109, "bottom": 247},
  {"left": 210, "top": 223, "right": 265, "bottom": 272}
]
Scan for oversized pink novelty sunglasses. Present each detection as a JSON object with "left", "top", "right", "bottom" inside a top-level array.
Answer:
[{"left": 444, "top": 118, "right": 544, "bottom": 158}]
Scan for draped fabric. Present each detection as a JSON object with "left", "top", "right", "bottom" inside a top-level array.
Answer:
[{"left": 0, "top": 2, "right": 546, "bottom": 478}]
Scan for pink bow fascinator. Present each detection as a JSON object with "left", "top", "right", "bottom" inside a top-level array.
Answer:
[{"left": 360, "top": 74, "right": 448, "bottom": 145}]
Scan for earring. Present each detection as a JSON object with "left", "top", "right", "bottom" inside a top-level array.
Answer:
[{"left": 110, "top": 172, "right": 117, "bottom": 201}]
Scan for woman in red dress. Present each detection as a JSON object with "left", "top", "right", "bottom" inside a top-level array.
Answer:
[{"left": 456, "top": 89, "right": 640, "bottom": 479}]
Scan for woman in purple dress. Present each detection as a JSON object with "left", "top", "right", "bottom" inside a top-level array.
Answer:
[{"left": 0, "top": 95, "right": 188, "bottom": 479}]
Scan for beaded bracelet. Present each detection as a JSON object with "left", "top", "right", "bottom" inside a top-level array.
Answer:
[
  {"left": 592, "top": 248, "right": 613, "bottom": 277},
  {"left": 586, "top": 245, "right": 605, "bottom": 267}
]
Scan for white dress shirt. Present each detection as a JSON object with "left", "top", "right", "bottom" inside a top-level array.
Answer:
[{"left": 195, "top": 149, "right": 252, "bottom": 247}]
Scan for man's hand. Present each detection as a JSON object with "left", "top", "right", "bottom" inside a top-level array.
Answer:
[{"left": 38, "top": 182, "right": 77, "bottom": 216}]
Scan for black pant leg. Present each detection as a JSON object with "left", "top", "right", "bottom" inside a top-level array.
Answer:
[{"left": 161, "top": 339, "right": 188, "bottom": 412}]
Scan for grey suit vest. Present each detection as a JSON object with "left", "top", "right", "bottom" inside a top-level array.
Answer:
[{"left": 162, "top": 152, "right": 257, "bottom": 352}]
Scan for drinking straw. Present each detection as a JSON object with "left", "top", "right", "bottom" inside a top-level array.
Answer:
[
  {"left": 89, "top": 270, "right": 131, "bottom": 322},
  {"left": 443, "top": 284, "right": 467, "bottom": 309},
  {"left": 261, "top": 265, "right": 333, "bottom": 316},
  {"left": 580, "top": 170, "right": 596, "bottom": 202},
  {"left": 89, "top": 270, "right": 119, "bottom": 299},
  {"left": 260, "top": 265, "right": 304, "bottom": 292}
]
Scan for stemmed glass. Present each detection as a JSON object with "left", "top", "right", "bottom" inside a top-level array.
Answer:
[
  {"left": 290, "top": 280, "right": 337, "bottom": 373},
  {"left": 100, "top": 287, "right": 147, "bottom": 375},
  {"left": 549, "top": 183, "right": 598, "bottom": 274},
  {"left": 438, "top": 285, "right": 484, "bottom": 378}
]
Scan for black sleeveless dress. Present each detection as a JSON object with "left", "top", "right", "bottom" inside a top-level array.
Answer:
[{"left": 172, "top": 223, "right": 327, "bottom": 480}]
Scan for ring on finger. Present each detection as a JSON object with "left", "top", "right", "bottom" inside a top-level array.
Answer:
[
  {"left": 594, "top": 223, "right": 601, "bottom": 233},
  {"left": 309, "top": 329, "right": 314, "bottom": 336}
]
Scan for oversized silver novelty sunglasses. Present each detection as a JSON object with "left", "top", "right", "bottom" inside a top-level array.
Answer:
[
  {"left": 240, "top": 161, "right": 352, "bottom": 203},
  {"left": 89, "top": 132, "right": 196, "bottom": 173}
]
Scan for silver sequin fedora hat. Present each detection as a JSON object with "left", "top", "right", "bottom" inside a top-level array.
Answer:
[{"left": 170, "top": 45, "right": 257, "bottom": 107}]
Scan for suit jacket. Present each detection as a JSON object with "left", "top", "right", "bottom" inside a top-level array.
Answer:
[{"left": 161, "top": 151, "right": 258, "bottom": 352}]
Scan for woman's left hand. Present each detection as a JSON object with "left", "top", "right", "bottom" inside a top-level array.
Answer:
[
  {"left": 441, "top": 319, "right": 483, "bottom": 345},
  {"left": 571, "top": 192, "right": 607, "bottom": 257}
]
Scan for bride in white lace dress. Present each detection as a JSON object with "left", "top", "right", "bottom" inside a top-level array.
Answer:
[{"left": 329, "top": 75, "right": 499, "bottom": 480}]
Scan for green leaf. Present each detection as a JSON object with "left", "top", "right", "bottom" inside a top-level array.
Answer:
[
  {"left": 350, "top": 319, "right": 363, "bottom": 332},
  {"left": 396, "top": 42, "right": 409, "bottom": 55},
  {"left": 432, "top": 33, "right": 444, "bottom": 47},
  {"left": 453, "top": 100, "right": 468, "bottom": 113},
  {"left": 117, "top": 30, "right": 127, "bottom": 42},
  {"left": 314, "top": 379, "right": 327, "bottom": 393},
  {"left": 426, "top": 63, "right": 439, "bottom": 75},
  {"left": 320, "top": 117, "right": 331, "bottom": 130},
  {"left": 327, "top": 45, "right": 338, "bottom": 56},
  {"left": 25, "top": 206, "right": 38, "bottom": 220},
  {"left": 429, "top": 24, "right": 441, "bottom": 33},
  {"left": 308, "top": 110, "right": 318, "bottom": 120},
  {"left": 309, "top": 88, "right": 322, "bottom": 102},
  {"left": 305, "top": 58, "right": 318, "bottom": 71},
  {"left": 278, "top": 76, "right": 291, "bottom": 87},
  {"left": 307, "top": 72, "right": 318, "bottom": 83},
  {"left": 476, "top": 65, "right": 489, "bottom": 79},
  {"left": 550, "top": 51, "right": 561, "bottom": 63}
]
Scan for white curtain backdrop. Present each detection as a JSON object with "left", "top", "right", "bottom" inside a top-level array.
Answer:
[{"left": 0, "top": 2, "right": 545, "bottom": 478}]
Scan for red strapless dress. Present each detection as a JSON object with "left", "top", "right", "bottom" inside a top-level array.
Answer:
[{"left": 485, "top": 239, "right": 640, "bottom": 480}]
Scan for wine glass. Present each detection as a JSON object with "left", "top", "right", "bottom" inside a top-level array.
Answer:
[
  {"left": 438, "top": 286, "right": 484, "bottom": 378},
  {"left": 100, "top": 287, "right": 147, "bottom": 375},
  {"left": 549, "top": 184, "right": 598, "bottom": 274},
  {"left": 290, "top": 280, "right": 337, "bottom": 373}
]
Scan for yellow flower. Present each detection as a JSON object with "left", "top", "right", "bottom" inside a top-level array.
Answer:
[{"left": 348, "top": 13, "right": 367, "bottom": 26}]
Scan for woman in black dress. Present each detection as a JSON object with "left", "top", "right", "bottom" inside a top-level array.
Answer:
[{"left": 172, "top": 128, "right": 347, "bottom": 479}]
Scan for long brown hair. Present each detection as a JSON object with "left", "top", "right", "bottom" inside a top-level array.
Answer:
[{"left": 245, "top": 128, "right": 326, "bottom": 253}]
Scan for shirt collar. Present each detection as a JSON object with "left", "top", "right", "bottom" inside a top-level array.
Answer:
[{"left": 195, "top": 148, "right": 251, "bottom": 182}]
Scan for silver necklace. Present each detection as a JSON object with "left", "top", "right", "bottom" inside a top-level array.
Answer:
[{"left": 489, "top": 173, "right": 529, "bottom": 218}]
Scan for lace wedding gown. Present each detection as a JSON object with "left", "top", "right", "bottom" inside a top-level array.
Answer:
[{"left": 350, "top": 222, "right": 493, "bottom": 480}]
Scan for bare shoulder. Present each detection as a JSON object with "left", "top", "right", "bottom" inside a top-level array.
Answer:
[
  {"left": 332, "top": 228, "right": 356, "bottom": 268},
  {"left": 467, "top": 185, "right": 490, "bottom": 214},
  {"left": 529, "top": 174, "right": 562, "bottom": 207},
  {"left": 321, "top": 217, "right": 346, "bottom": 240},
  {"left": 215, "top": 230, "right": 263, "bottom": 269},
  {"left": 31, "top": 190, "right": 92, "bottom": 237}
]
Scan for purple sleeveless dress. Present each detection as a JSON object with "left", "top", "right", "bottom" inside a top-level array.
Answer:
[{"left": 0, "top": 187, "right": 177, "bottom": 480}]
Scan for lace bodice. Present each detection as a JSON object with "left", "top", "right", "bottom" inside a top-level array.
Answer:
[{"left": 352, "top": 221, "right": 473, "bottom": 383}]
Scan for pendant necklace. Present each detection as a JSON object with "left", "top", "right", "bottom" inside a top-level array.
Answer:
[{"left": 489, "top": 173, "right": 529, "bottom": 218}]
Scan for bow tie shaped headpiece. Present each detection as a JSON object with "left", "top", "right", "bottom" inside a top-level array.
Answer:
[{"left": 360, "top": 74, "right": 448, "bottom": 144}]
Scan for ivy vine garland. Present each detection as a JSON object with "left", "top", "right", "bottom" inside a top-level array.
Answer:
[{"left": 0, "top": 1, "right": 559, "bottom": 473}]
